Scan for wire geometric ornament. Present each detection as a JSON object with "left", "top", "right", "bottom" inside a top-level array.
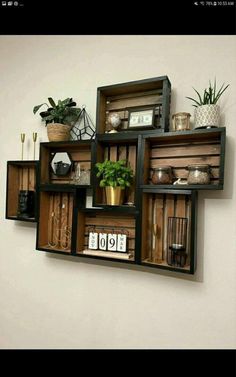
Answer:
[{"left": 70, "top": 106, "right": 95, "bottom": 140}]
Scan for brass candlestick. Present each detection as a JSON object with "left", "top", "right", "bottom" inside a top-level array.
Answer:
[
  {"left": 20, "top": 133, "right": 25, "bottom": 160},
  {"left": 33, "top": 132, "right": 37, "bottom": 160}
]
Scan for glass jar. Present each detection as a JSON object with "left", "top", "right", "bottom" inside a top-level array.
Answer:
[
  {"left": 151, "top": 166, "right": 173, "bottom": 185},
  {"left": 187, "top": 164, "right": 210, "bottom": 184},
  {"left": 172, "top": 112, "right": 191, "bottom": 131}
]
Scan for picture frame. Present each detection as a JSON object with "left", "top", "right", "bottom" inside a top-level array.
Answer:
[{"left": 127, "top": 107, "right": 155, "bottom": 130}]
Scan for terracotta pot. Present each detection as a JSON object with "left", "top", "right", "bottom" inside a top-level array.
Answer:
[
  {"left": 47, "top": 123, "right": 71, "bottom": 142},
  {"left": 194, "top": 105, "right": 220, "bottom": 129}
]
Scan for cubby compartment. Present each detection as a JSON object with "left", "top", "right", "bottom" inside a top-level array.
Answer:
[
  {"left": 6, "top": 160, "right": 38, "bottom": 222},
  {"left": 141, "top": 127, "right": 225, "bottom": 190},
  {"left": 141, "top": 189, "right": 197, "bottom": 274},
  {"left": 37, "top": 189, "right": 75, "bottom": 254},
  {"left": 94, "top": 135, "right": 138, "bottom": 207},
  {"left": 96, "top": 76, "right": 171, "bottom": 134},
  {"left": 39, "top": 140, "right": 93, "bottom": 186},
  {"left": 76, "top": 210, "right": 136, "bottom": 262}
]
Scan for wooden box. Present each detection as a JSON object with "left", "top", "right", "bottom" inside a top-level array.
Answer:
[
  {"left": 93, "top": 134, "right": 139, "bottom": 206},
  {"left": 141, "top": 189, "right": 197, "bottom": 274},
  {"left": 96, "top": 76, "right": 171, "bottom": 134},
  {"left": 76, "top": 209, "right": 136, "bottom": 262},
  {"left": 6, "top": 160, "right": 38, "bottom": 222},
  {"left": 39, "top": 140, "right": 93, "bottom": 186},
  {"left": 141, "top": 127, "right": 226, "bottom": 190}
]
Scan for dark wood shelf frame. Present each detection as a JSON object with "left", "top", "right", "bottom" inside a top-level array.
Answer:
[
  {"left": 139, "top": 127, "right": 225, "bottom": 190},
  {"left": 6, "top": 160, "right": 39, "bottom": 222},
  {"left": 96, "top": 76, "right": 171, "bottom": 134}
]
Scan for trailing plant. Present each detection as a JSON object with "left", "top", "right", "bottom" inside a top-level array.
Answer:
[
  {"left": 186, "top": 79, "right": 229, "bottom": 107},
  {"left": 33, "top": 97, "right": 81, "bottom": 126},
  {"left": 95, "top": 159, "right": 134, "bottom": 189}
]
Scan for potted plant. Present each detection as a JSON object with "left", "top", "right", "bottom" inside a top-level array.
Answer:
[
  {"left": 33, "top": 97, "right": 81, "bottom": 141},
  {"left": 95, "top": 159, "right": 134, "bottom": 205},
  {"left": 186, "top": 79, "right": 229, "bottom": 128}
]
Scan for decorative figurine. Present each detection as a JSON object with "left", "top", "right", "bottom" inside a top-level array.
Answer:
[{"left": 107, "top": 112, "right": 121, "bottom": 133}]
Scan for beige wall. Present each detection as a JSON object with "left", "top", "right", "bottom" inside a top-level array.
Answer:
[{"left": 0, "top": 35, "right": 236, "bottom": 349}]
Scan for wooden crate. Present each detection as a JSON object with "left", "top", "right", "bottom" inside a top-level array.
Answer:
[
  {"left": 6, "top": 160, "right": 38, "bottom": 222},
  {"left": 96, "top": 76, "right": 171, "bottom": 134},
  {"left": 94, "top": 136, "right": 138, "bottom": 206},
  {"left": 141, "top": 127, "right": 225, "bottom": 190},
  {"left": 39, "top": 140, "right": 93, "bottom": 185},
  {"left": 76, "top": 210, "right": 136, "bottom": 261},
  {"left": 141, "top": 190, "right": 197, "bottom": 274}
]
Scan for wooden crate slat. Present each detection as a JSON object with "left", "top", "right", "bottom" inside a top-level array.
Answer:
[
  {"left": 28, "top": 167, "right": 35, "bottom": 191},
  {"left": 151, "top": 143, "right": 220, "bottom": 158},
  {"left": 85, "top": 216, "right": 135, "bottom": 228},
  {"left": 109, "top": 146, "right": 117, "bottom": 162},
  {"left": 106, "top": 94, "right": 162, "bottom": 111},
  {"left": 127, "top": 145, "right": 136, "bottom": 203},
  {"left": 175, "top": 195, "right": 186, "bottom": 218},
  {"left": 150, "top": 155, "right": 220, "bottom": 168},
  {"left": 155, "top": 195, "right": 164, "bottom": 263}
]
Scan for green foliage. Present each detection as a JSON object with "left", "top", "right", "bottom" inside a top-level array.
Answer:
[
  {"left": 95, "top": 159, "right": 134, "bottom": 190},
  {"left": 186, "top": 79, "right": 229, "bottom": 107},
  {"left": 33, "top": 97, "right": 81, "bottom": 126}
]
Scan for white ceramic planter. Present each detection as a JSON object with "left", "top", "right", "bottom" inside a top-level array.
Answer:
[{"left": 194, "top": 104, "right": 220, "bottom": 128}]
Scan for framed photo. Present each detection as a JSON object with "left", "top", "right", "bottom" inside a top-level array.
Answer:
[{"left": 127, "top": 107, "right": 155, "bottom": 130}]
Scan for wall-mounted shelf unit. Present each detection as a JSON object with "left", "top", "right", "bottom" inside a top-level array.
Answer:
[
  {"left": 31, "top": 126, "right": 226, "bottom": 275},
  {"left": 6, "top": 160, "right": 38, "bottom": 222}
]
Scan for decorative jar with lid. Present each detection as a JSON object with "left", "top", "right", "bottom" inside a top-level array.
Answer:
[
  {"left": 151, "top": 166, "right": 173, "bottom": 185},
  {"left": 187, "top": 164, "right": 211, "bottom": 184}
]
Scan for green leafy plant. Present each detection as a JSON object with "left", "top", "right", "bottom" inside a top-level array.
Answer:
[
  {"left": 186, "top": 79, "right": 229, "bottom": 107},
  {"left": 33, "top": 97, "right": 81, "bottom": 126},
  {"left": 95, "top": 159, "right": 134, "bottom": 189}
]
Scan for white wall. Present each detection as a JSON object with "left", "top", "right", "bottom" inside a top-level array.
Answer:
[{"left": 0, "top": 35, "right": 235, "bottom": 349}]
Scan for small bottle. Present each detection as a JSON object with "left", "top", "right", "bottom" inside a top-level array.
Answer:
[
  {"left": 151, "top": 166, "right": 173, "bottom": 185},
  {"left": 187, "top": 164, "right": 210, "bottom": 184}
]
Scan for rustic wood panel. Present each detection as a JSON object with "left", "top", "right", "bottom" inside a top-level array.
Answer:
[
  {"left": 8, "top": 166, "right": 19, "bottom": 216},
  {"left": 151, "top": 143, "right": 220, "bottom": 158},
  {"left": 28, "top": 167, "right": 35, "bottom": 191},
  {"left": 155, "top": 195, "right": 164, "bottom": 263},
  {"left": 70, "top": 149, "right": 91, "bottom": 161},
  {"left": 85, "top": 216, "right": 135, "bottom": 228},
  {"left": 175, "top": 195, "right": 186, "bottom": 218},
  {"left": 109, "top": 146, "right": 117, "bottom": 161},
  {"left": 143, "top": 193, "right": 192, "bottom": 267},
  {"left": 39, "top": 192, "right": 50, "bottom": 246},
  {"left": 53, "top": 193, "right": 61, "bottom": 248},
  {"left": 118, "top": 145, "right": 127, "bottom": 161},
  {"left": 150, "top": 156, "right": 220, "bottom": 168},
  {"left": 106, "top": 94, "right": 162, "bottom": 111},
  {"left": 127, "top": 145, "right": 136, "bottom": 203}
]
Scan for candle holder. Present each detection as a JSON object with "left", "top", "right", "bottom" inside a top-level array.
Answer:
[
  {"left": 20, "top": 133, "right": 25, "bottom": 160},
  {"left": 33, "top": 132, "right": 37, "bottom": 160},
  {"left": 167, "top": 217, "right": 188, "bottom": 267}
]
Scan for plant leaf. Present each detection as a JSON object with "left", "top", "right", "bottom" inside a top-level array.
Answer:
[{"left": 48, "top": 97, "right": 56, "bottom": 108}]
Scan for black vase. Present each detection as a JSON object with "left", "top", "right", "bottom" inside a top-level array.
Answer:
[{"left": 17, "top": 190, "right": 35, "bottom": 218}]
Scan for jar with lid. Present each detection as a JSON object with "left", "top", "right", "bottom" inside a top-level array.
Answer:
[
  {"left": 172, "top": 112, "right": 191, "bottom": 131},
  {"left": 151, "top": 166, "right": 173, "bottom": 185},
  {"left": 186, "top": 164, "right": 211, "bottom": 185}
]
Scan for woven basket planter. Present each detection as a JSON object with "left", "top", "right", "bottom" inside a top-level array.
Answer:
[{"left": 47, "top": 123, "right": 71, "bottom": 142}]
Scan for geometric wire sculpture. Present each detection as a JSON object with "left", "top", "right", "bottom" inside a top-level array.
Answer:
[{"left": 70, "top": 106, "right": 95, "bottom": 140}]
